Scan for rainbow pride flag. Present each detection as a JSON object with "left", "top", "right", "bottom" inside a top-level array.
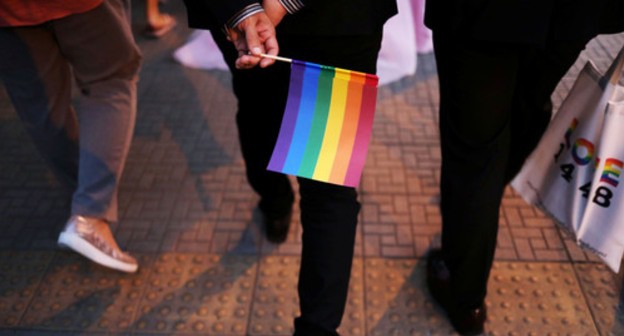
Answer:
[{"left": 267, "top": 59, "right": 379, "bottom": 187}]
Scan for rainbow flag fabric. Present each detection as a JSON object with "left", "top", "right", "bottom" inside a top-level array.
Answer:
[{"left": 267, "top": 60, "right": 379, "bottom": 187}]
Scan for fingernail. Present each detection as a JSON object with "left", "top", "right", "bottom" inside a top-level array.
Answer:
[{"left": 252, "top": 47, "right": 262, "bottom": 55}]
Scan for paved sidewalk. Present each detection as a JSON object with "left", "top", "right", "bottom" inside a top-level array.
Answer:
[{"left": 1, "top": 2, "right": 624, "bottom": 335}]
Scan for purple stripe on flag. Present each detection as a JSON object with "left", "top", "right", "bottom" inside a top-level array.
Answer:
[
  {"left": 281, "top": 62, "right": 322, "bottom": 175},
  {"left": 267, "top": 60, "right": 306, "bottom": 171}
]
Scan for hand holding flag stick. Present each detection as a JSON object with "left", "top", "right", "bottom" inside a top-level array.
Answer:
[
  {"left": 228, "top": 12, "right": 278, "bottom": 69},
  {"left": 262, "top": 54, "right": 380, "bottom": 187}
]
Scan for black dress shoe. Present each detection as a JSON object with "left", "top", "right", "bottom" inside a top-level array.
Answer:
[
  {"left": 426, "top": 249, "right": 486, "bottom": 335},
  {"left": 264, "top": 209, "right": 292, "bottom": 244},
  {"left": 449, "top": 304, "right": 486, "bottom": 336}
]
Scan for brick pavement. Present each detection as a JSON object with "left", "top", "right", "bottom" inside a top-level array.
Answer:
[{"left": 1, "top": 1, "right": 624, "bottom": 334}]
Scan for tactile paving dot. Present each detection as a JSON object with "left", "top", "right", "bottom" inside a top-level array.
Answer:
[
  {"left": 0, "top": 251, "right": 53, "bottom": 328},
  {"left": 249, "top": 256, "right": 365, "bottom": 335},
  {"left": 19, "top": 252, "right": 151, "bottom": 333},
  {"left": 364, "top": 258, "right": 454, "bottom": 336},
  {"left": 249, "top": 256, "right": 299, "bottom": 335},
  {"left": 340, "top": 258, "right": 365, "bottom": 336},
  {"left": 574, "top": 263, "right": 624, "bottom": 336},
  {"left": 132, "top": 253, "right": 256, "bottom": 334},
  {"left": 486, "top": 262, "right": 598, "bottom": 335}
]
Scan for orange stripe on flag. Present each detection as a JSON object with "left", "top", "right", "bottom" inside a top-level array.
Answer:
[{"left": 329, "top": 71, "right": 366, "bottom": 183}]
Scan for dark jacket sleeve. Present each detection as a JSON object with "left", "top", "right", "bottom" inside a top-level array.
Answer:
[{"left": 183, "top": 0, "right": 259, "bottom": 30}]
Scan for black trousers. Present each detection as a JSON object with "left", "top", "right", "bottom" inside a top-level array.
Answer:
[
  {"left": 432, "top": 32, "right": 590, "bottom": 310},
  {"left": 213, "top": 32, "right": 382, "bottom": 335}
]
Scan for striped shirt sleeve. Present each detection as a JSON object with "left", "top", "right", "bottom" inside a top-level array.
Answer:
[
  {"left": 278, "top": 0, "right": 304, "bottom": 14},
  {"left": 226, "top": 3, "right": 264, "bottom": 29}
]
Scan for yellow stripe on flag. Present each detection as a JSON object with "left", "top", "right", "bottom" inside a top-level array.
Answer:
[{"left": 312, "top": 69, "right": 351, "bottom": 181}]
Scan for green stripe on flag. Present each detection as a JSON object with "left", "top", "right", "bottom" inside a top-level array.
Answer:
[{"left": 298, "top": 65, "right": 335, "bottom": 178}]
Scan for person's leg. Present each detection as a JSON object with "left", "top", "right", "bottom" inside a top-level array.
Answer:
[
  {"left": 0, "top": 4, "right": 140, "bottom": 273},
  {"left": 433, "top": 33, "right": 521, "bottom": 311},
  {"left": 50, "top": 0, "right": 141, "bottom": 273},
  {"left": 294, "top": 179, "right": 359, "bottom": 336},
  {"left": 52, "top": 0, "right": 142, "bottom": 223},
  {"left": 0, "top": 26, "right": 79, "bottom": 191}
]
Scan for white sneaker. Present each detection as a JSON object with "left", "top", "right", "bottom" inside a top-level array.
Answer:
[{"left": 58, "top": 215, "right": 138, "bottom": 273}]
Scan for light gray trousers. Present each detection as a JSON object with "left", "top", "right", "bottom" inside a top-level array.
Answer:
[{"left": 0, "top": 0, "right": 142, "bottom": 222}]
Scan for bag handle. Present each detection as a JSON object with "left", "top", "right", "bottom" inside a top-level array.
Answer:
[{"left": 601, "top": 44, "right": 624, "bottom": 87}]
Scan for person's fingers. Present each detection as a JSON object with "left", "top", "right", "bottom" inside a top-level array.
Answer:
[
  {"left": 253, "top": 15, "right": 278, "bottom": 68},
  {"left": 235, "top": 54, "right": 262, "bottom": 69},
  {"left": 242, "top": 19, "right": 263, "bottom": 57},
  {"left": 230, "top": 13, "right": 279, "bottom": 69},
  {"left": 228, "top": 27, "right": 255, "bottom": 69},
  {"left": 260, "top": 35, "right": 278, "bottom": 68},
  {"left": 240, "top": 52, "right": 262, "bottom": 69}
]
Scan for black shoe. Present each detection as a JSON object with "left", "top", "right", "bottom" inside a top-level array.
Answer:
[
  {"left": 426, "top": 249, "right": 486, "bottom": 335},
  {"left": 449, "top": 304, "right": 486, "bottom": 336},
  {"left": 263, "top": 209, "right": 292, "bottom": 244}
]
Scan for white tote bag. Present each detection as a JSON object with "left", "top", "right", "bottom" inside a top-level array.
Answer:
[{"left": 511, "top": 45, "right": 624, "bottom": 272}]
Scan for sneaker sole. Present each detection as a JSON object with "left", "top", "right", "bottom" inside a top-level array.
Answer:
[{"left": 58, "top": 232, "right": 138, "bottom": 273}]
